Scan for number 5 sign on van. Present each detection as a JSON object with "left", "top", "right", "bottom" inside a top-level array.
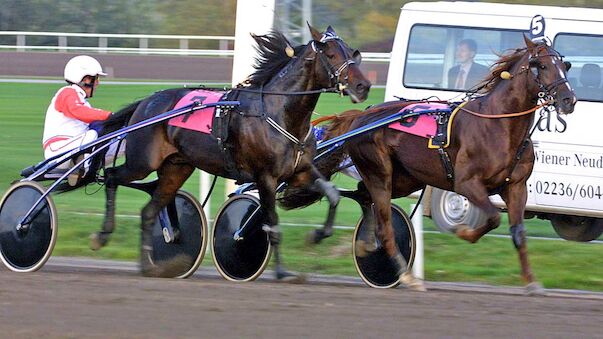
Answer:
[{"left": 530, "top": 15, "right": 546, "bottom": 41}]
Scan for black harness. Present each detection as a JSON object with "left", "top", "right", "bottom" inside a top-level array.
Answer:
[{"left": 216, "top": 31, "right": 359, "bottom": 178}]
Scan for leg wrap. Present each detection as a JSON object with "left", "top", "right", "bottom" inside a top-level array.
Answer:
[
  {"left": 314, "top": 178, "right": 340, "bottom": 207},
  {"left": 510, "top": 223, "right": 525, "bottom": 249},
  {"left": 262, "top": 224, "right": 281, "bottom": 245}
]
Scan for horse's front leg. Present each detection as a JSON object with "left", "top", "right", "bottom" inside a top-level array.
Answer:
[
  {"left": 453, "top": 178, "right": 501, "bottom": 243},
  {"left": 500, "top": 181, "right": 544, "bottom": 295},
  {"left": 257, "top": 174, "right": 303, "bottom": 282}
]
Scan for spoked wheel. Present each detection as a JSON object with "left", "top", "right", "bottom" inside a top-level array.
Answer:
[
  {"left": 353, "top": 204, "right": 416, "bottom": 288},
  {"left": 151, "top": 190, "right": 207, "bottom": 278},
  {"left": 212, "top": 194, "right": 271, "bottom": 282},
  {"left": 0, "top": 181, "right": 58, "bottom": 272}
]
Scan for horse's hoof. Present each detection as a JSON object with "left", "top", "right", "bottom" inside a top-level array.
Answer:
[
  {"left": 525, "top": 282, "right": 546, "bottom": 296},
  {"left": 89, "top": 232, "right": 107, "bottom": 251},
  {"left": 305, "top": 230, "right": 321, "bottom": 245},
  {"left": 141, "top": 254, "right": 193, "bottom": 278},
  {"left": 354, "top": 239, "right": 377, "bottom": 258},
  {"left": 158, "top": 254, "right": 193, "bottom": 278},
  {"left": 454, "top": 224, "right": 476, "bottom": 243},
  {"left": 276, "top": 270, "right": 307, "bottom": 284},
  {"left": 400, "top": 272, "right": 427, "bottom": 292}
]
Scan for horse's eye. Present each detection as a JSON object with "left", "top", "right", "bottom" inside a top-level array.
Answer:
[{"left": 540, "top": 64, "right": 546, "bottom": 70}]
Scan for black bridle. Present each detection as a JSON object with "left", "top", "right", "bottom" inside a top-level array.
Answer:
[
  {"left": 310, "top": 31, "right": 358, "bottom": 94},
  {"left": 526, "top": 45, "right": 573, "bottom": 104},
  {"left": 231, "top": 32, "right": 358, "bottom": 97}
]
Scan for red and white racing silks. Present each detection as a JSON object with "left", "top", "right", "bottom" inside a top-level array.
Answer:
[{"left": 42, "top": 84, "right": 111, "bottom": 160}]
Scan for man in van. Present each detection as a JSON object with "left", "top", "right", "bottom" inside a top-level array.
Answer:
[{"left": 448, "top": 39, "right": 489, "bottom": 90}]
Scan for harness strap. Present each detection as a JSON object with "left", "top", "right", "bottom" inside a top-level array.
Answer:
[
  {"left": 438, "top": 147, "right": 455, "bottom": 182},
  {"left": 502, "top": 108, "right": 547, "bottom": 184},
  {"left": 266, "top": 117, "right": 314, "bottom": 169}
]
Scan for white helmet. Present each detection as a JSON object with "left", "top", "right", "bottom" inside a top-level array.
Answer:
[{"left": 64, "top": 55, "right": 107, "bottom": 84}]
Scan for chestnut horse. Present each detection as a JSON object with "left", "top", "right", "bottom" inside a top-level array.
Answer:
[
  {"left": 89, "top": 25, "right": 370, "bottom": 278},
  {"left": 281, "top": 36, "right": 576, "bottom": 293}
]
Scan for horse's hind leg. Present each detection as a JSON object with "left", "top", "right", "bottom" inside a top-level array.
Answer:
[
  {"left": 140, "top": 157, "right": 194, "bottom": 277},
  {"left": 91, "top": 164, "right": 150, "bottom": 250},
  {"left": 348, "top": 182, "right": 378, "bottom": 257},
  {"left": 355, "top": 152, "right": 424, "bottom": 290}
]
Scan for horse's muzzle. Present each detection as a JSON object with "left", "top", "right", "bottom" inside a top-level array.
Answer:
[
  {"left": 346, "top": 80, "right": 371, "bottom": 103},
  {"left": 556, "top": 92, "right": 577, "bottom": 115}
]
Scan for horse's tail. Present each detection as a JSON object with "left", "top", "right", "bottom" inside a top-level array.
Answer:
[
  {"left": 100, "top": 99, "right": 143, "bottom": 136},
  {"left": 278, "top": 110, "right": 361, "bottom": 210}
]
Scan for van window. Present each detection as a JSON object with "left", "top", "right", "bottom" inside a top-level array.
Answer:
[
  {"left": 554, "top": 33, "right": 603, "bottom": 102},
  {"left": 404, "top": 25, "right": 525, "bottom": 91}
]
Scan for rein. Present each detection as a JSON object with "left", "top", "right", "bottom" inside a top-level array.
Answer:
[
  {"left": 231, "top": 87, "right": 339, "bottom": 96},
  {"left": 459, "top": 102, "right": 546, "bottom": 119}
]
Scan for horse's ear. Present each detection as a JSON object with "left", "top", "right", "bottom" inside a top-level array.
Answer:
[
  {"left": 307, "top": 22, "right": 322, "bottom": 41},
  {"left": 523, "top": 34, "right": 536, "bottom": 51},
  {"left": 353, "top": 50, "right": 362, "bottom": 64}
]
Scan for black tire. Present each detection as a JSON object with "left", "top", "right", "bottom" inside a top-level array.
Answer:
[
  {"left": 0, "top": 181, "right": 57, "bottom": 272},
  {"left": 353, "top": 204, "right": 416, "bottom": 288},
  {"left": 551, "top": 215, "right": 603, "bottom": 242},
  {"left": 212, "top": 194, "right": 271, "bottom": 282},
  {"left": 151, "top": 190, "right": 207, "bottom": 278},
  {"left": 430, "top": 188, "right": 488, "bottom": 233}
]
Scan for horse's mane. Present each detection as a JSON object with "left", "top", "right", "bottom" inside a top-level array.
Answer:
[
  {"left": 477, "top": 47, "right": 528, "bottom": 94},
  {"left": 245, "top": 30, "right": 307, "bottom": 86}
]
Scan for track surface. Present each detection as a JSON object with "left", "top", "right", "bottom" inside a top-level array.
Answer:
[{"left": 1, "top": 258, "right": 601, "bottom": 338}]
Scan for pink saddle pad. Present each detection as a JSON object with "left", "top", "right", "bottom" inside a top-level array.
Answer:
[
  {"left": 388, "top": 102, "right": 450, "bottom": 138},
  {"left": 168, "top": 89, "right": 225, "bottom": 134}
]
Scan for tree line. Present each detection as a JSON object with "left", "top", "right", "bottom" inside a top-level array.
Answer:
[{"left": 1, "top": 0, "right": 601, "bottom": 51}]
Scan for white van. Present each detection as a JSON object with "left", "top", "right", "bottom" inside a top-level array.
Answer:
[{"left": 385, "top": 2, "right": 603, "bottom": 241}]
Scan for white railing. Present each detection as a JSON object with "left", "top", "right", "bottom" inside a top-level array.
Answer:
[
  {"left": 0, "top": 31, "right": 234, "bottom": 56},
  {"left": 0, "top": 31, "right": 391, "bottom": 62}
]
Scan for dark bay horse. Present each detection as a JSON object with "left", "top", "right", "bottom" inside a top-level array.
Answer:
[
  {"left": 90, "top": 25, "right": 370, "bottom": 278},
  {"left": 281, "top": 36, "right": 576, "bottom": 293}
]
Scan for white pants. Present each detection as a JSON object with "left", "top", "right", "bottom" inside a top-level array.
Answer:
[
  {"left": 44, "top": 130, "right": 98, "bottom": 169},
  {"left": 44, "top": 129, "right": 125, "bottom": 170}
]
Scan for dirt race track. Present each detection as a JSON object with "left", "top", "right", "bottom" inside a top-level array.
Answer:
[{"left": 0, "top": 258, "right": 601, "bottom": 339}]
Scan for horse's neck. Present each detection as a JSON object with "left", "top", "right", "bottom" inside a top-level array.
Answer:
[
  {"left": 263, "top": 57, "right": 322, "bottom": 136},
  {"left": 481, "top": 67, "right": 539, "bottom": 134}
]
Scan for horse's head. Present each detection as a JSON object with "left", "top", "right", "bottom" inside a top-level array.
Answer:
[
  {"left": 307, "top": 24, "right": 371, "bottom": 103},
  {"left": 523, "top": 35, "right": 576, "bottom": 114}
]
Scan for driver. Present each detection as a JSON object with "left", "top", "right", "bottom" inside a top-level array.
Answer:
[{"left": 42, "top": 55, "right": 112, "bottom": 183}]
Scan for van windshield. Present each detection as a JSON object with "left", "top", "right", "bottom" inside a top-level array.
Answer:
[
  {"left": 554, "top": 33, "right": 603, "bottom": 102},
  {"left": 404, "top": 25, "right": 525, "bottom": 91}
]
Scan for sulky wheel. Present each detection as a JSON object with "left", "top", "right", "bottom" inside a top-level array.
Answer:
[
  {"left": 212, "top": 194, "right": 271, "bottom": 282},
  {"left": 353, "top": 203, "right": 416, "bottom": 288},
  {"left": 0, "top": 181, "right": 58, "bottom": 272},
  {"left": 151, "top": 190, "right": 208, "bottom": 278}
]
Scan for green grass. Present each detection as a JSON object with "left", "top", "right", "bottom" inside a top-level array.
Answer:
[{"left": 1, "top": 81, "right": 601, "bottom": 291}]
